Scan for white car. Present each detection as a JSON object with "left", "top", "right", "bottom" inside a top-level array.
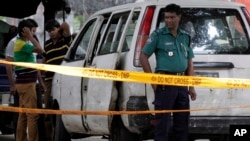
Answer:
[
  {"left": 193, "top": 45, "right": 217, "bottom": 54},
  {"left": 51, "top": 0, "right": 250, "bottom": 141}
]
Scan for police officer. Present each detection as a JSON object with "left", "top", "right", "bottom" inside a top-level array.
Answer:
[{"left": 140, "top": 3, "right": 197, "bottom": 141}]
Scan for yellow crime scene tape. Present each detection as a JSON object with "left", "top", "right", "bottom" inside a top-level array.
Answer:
[
  {"left": 1, "top": 60, "right": 250, "bottom": 115},
  {"left": 1, "top": 60, "right": 250, "bottom": 88},
  {"left": 1, "top": 105, "right": 250, "bottom": 115}
]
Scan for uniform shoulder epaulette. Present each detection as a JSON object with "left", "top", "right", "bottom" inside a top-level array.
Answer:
[{"left": 179, "top": 29, "right": 190, "bottom": 36}]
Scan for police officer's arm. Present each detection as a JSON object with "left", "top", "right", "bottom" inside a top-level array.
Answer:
[
  {"left": 140, "top": 52, "right": 156, "bottom": 91},
  {"left": 187, "top": 59, "right": 194, "bottom": 76},
  {"left": 140, "top": 32, "right": 158, "bottom": 91},
  {"left": 187, "top": 59, "right": 197, "bottom": 101},
  {"left": 140, "top": 31, "right": 158, "bottom": 73},
  {"left": 140, "top": 53, "right": 152, "bottom": 73}
]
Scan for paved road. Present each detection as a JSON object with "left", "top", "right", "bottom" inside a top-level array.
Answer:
[
  {"left": 0, "top": 134, "right": 108, "bottom": 141},
  {"left": 0, "top": 133, "right": 208, "bottom": 141},
  {"left": 0, "top": 134, "right": 156, "bottom": 141},
  {"left": 0, "top": 134, "right": 14, "bottom": 141}
]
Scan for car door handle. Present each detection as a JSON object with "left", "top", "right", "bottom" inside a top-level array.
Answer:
[
  {"left": 84, "top": 85, "right": 87, "bottom": 91},
  {"left": 194, "top": 62, "right": 234, "bottom": 69}
]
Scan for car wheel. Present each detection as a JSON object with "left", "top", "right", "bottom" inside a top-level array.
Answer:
[
  {"left": 110, "top": 116, "right": 141, "bottom": 141},
  {"left": 54, "top": 115, "right": 71, "bottom": 141}
]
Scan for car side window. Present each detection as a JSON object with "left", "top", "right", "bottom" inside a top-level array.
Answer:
[
  {"left": 98, "top": 12, "right": 130, "bottom": 55},
  {"left": 69, "top": 19, "right": 97, "bottom": 60},
  {"left": 123, "top": 11, "right": 140, "bottom": 51}
]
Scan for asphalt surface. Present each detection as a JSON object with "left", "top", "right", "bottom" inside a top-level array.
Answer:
[
  {"left": 0, "top": 134, "right": 156, "bottom": 141},
  {"left": 0, "top": 134, "right": 108, "bottom": 141},
  {"left": 0, "top": 133, "right": 208, "bottom": 141},
  {"left": 0, "top": 134, "right": 13, "bottom": 141}
]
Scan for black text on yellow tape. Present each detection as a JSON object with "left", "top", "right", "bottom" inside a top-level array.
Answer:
[{"left": 1, "top": 60, "right": 250, "bottom": 88}]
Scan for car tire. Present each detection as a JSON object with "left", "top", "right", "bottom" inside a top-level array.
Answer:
[
  {"left": 54, "top": 115, "right": 71, "bottom": 141},
  {"left": 110, "top": 116, "right": 141, "bottom": 141}
]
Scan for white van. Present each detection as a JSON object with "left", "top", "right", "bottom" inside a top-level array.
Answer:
[{"left": 51, "top": 0, "right": 250, "bottom": 140}]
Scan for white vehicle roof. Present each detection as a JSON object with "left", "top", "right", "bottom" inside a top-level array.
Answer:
[{"left": 92, "top": 0, "right": 245, "bottom": 16}]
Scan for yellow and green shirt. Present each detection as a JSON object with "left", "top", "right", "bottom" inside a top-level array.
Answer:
[{"left": 14, "top": 37, "right": 37, "bottom": 83}]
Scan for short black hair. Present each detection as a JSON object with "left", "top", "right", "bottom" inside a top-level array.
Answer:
[
  {"left": 26, "top": 18, "right": 38, "bottom": 27},
  {"left": 17, "top": 19, "right": 33, "bottom": 37},
  {"left": 164, "top": 3, "right": 182, "bottom": 15},
  {"left": 45, "top": 19, "right": 60, "bottom": 31}
]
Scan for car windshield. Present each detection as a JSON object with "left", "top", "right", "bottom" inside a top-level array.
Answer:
[{"left": 158, "top": 8, "right": 250, "bottom": 54}]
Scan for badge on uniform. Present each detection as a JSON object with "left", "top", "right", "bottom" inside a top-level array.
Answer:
[
  {"left": 165, "top": 42, "right": 173, "bottom": 46},
  {"left": 147, "top": 37, "right": 153, "bottom": 43},
  {"left": 168, "top": 51, "right": 173, "bottom": 56}
]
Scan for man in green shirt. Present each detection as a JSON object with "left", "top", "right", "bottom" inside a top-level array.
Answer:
[
  {"left": 140, "top": 3, "right": 196, "bottom": 141},
  {"left": 14, "top": 19, "right": 43, "bottom": 141}
]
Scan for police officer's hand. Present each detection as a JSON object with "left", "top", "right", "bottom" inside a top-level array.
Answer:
[{"left": 188, "top": 87, "right": 196, "bottom": 101}]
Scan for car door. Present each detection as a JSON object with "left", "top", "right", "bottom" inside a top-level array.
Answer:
[
  {"left": 56, "top": 16, "right": 105, "bottom": 133},
  {"left": 81, "top": 10, "right": 133, "bottom": 134}
]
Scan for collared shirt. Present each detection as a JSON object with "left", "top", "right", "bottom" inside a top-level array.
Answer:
[
  {"left": 142, "top": 26, "right": 194, "bottom": 72},
  {"left": 43, "top": 35, "right": 72, "bottom": 81},
  {"left": 5, "top": 35, "right": 38, "bottom": 61},
  {"left": 14, "top": 37, "right": 37, "bottom": 83},
  {"left": 5, "top": 36, "right": 16, "bottom": 58}
]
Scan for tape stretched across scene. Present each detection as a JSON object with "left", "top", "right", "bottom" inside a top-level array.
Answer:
[
  {"left": 1, "top": 60, "right": 250, "bottom": 88},
  {"left": 1, "top": 105, "right": 250, "bottom": 115},
  {"left": 1, "top": 60, "right": 250, "bottom": 114}
]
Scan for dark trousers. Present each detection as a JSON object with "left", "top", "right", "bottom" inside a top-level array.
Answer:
[
  {"left": 154, "top": 85, "right": 190, "bottom": 141},
  {"left": 13, "top": 84, "right": 45, "bottom": 141},
  {"left": 44, "top": 80, "right": 54, "bottom": 141},
  {"left": 36, "top": 85, "right": 46, "bottom": 141}
]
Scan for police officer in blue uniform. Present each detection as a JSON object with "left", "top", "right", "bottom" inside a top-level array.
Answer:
[{"left": 140, "top": 3, "right": 197, "bottom": 141}]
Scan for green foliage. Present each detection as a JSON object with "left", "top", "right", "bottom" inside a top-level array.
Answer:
[
  {"left": 73, "top": 15, "right": 85, "bottom": 32},
  {"left": 0, "top": 16, "right": 5, "bottom": 21}
]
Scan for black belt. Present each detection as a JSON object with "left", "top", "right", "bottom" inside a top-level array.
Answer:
[{"left": 156, "top": 71, "right": 185, "bottom": 76}]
